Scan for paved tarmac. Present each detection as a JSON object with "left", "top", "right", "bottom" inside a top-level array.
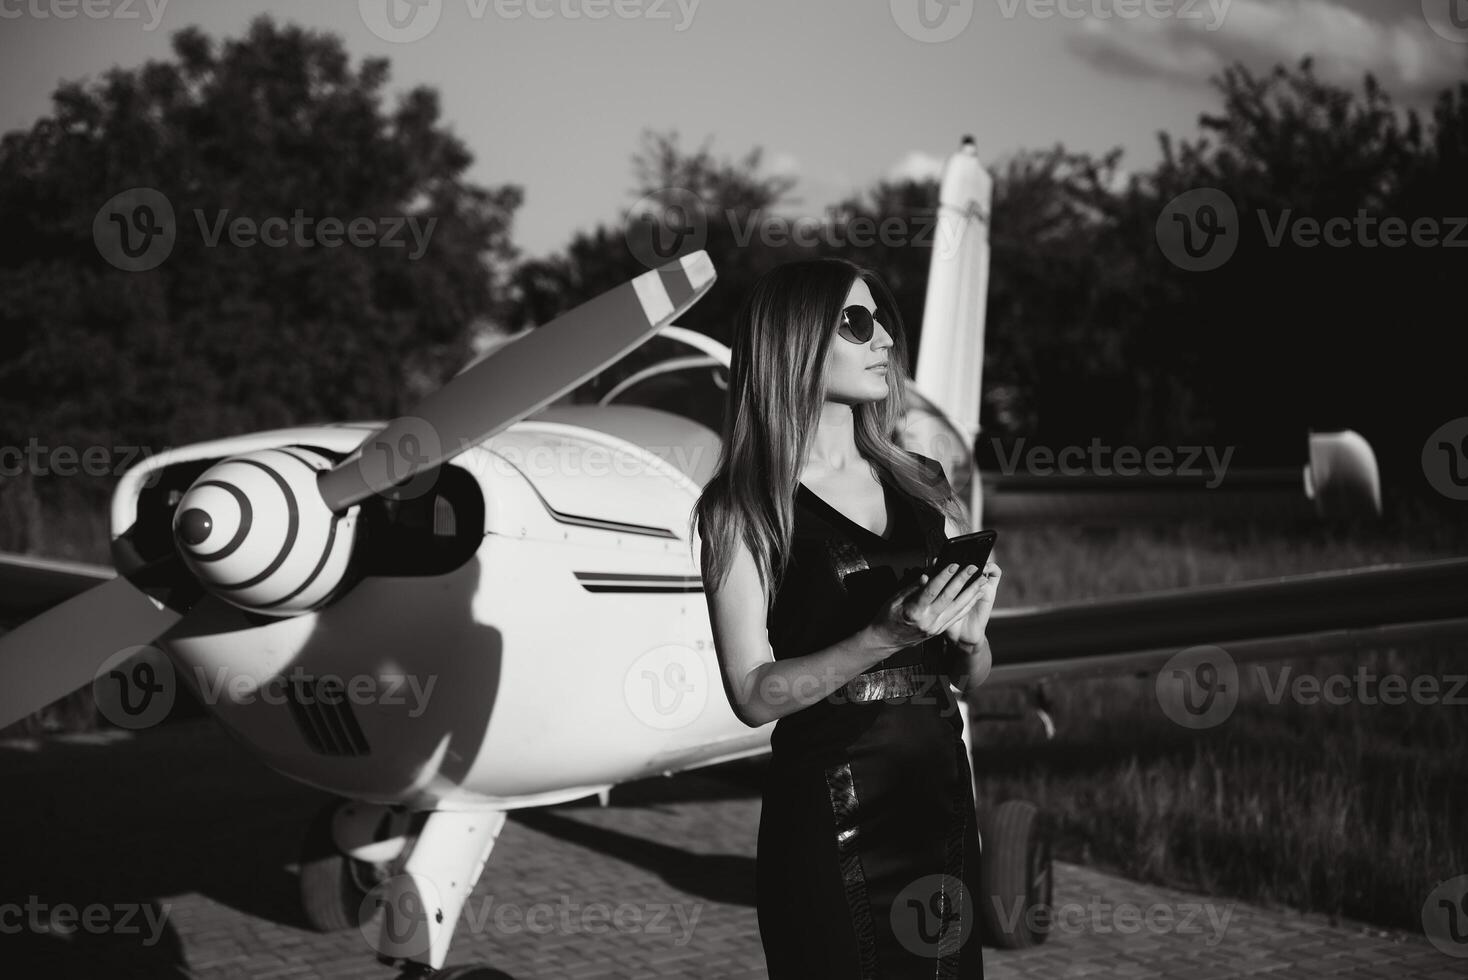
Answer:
[{"left": 1, "top": 720, "right": 1456, "bottom": 979}]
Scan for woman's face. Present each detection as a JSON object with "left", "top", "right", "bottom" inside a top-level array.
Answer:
[{"left": 822, "top": 277, "right": 894, "bottom": 405}]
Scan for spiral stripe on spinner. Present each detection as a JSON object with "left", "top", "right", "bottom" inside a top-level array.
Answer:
[
  {"left": 255, "top": 448, "right": 352, "bottom": 610},
  {"left": 251, "top": 447, "right": 346, "bottom": 610},
  {"left": 214, "top": 456, "right": 299, "bottom": 592},
  {"left": 189, "top": 480, "right": 253, "bottom": 563},
  {"left": 257, "top": 510, "right": 343, "bottom": 610},
  {"left": 174, "top": 447, "right": 359, "bottom": 614}
]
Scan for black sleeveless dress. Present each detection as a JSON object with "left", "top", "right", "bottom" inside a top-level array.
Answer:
[{"left": 757, "top": 452, "right": 984, "bottom": 979}]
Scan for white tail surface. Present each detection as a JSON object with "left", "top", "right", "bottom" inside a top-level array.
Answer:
[{"left": 906, "top": 137, "right": 993, "bottom": 528}]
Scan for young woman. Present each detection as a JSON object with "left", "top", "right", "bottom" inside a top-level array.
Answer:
[{"left": 691, "top": 257, "right": 1001, "bottom": 978}]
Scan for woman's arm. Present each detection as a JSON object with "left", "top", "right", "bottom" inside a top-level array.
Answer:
[
  {"left": 937, "top": 498, "right": 995, "bottom": 698},
  {"left": 946, "top": 634, "right": 993, "bottom": 697},
  {"left": 702, "top": 531, "right": 900, "bottom": 728}
]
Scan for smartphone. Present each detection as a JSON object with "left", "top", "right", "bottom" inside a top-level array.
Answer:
[{"left": 931, "top": 530, "right": 998, "bottom": 575}]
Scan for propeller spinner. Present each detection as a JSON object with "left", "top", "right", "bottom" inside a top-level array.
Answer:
[{"left": 171, "top": 447, "right": 358, "bottom": 614}]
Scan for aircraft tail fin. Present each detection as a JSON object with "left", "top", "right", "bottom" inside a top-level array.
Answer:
[{"left": 905, "top": 136, "right": 993, "bottom": 527}]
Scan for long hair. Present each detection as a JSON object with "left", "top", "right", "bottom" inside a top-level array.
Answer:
[{"left": 689, "top": 257, "right": 971, "bottom": 604}]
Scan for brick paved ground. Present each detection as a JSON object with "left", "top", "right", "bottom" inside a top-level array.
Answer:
[{"left": 2, "top": 719, "right": 1458, "bottom": 979}]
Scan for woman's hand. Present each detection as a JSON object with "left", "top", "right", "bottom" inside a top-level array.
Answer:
[
  {"left": 868, "top": 561, "right": 989, "bottom": 651},
  {"left": 941, "top": 560, "right": 1001, "bottom": 649}
]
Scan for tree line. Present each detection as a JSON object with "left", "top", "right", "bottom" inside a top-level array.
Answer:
[{"left": 2, "top": 16, "right": 1464, "bottom": 556}]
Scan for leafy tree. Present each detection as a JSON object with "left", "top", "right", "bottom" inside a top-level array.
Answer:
[
  {"left": 0, "top": 15, "right": 521, "bottom": 555},
  {"left": 1132, "top": 59, "right": 1467, "bottom": 484}
]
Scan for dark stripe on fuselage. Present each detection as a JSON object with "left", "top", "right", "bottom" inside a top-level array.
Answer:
[
  {"left": 579, "top": 584, "right": 705, "bottom": 594},
  {"left": 574, "top": 571, "right": 704, "bottom": 594},
  {"left": 516, "top": 468, "right": 678, "bottom": 540}
]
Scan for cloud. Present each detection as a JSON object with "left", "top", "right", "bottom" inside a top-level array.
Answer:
[
  {"left": 1067, "top": 0, "right": 1465, "bottom": 101},
  {"left": 887, "top": 150, "right": 946, "bottom": 183},
  {"left": 766, "top": 151, "right": 802, "bottom": 178}
]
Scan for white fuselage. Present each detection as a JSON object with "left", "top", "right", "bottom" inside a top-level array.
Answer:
[{"left": 131, "top": 413, "right": 767, "bottom": 811}]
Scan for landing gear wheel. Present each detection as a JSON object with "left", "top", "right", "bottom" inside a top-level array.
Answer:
[
  {"left": 978, "top": 799, "right": 1053, "bottom": 948},
  {"left": 299, "top": 802, "right": 384, "bottom": 932},
  {"left": 427, "top": 967, "right": 510, "bottom": 979}
]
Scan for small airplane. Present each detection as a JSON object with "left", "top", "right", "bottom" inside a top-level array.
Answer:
[{"left": 3, "top": 139, "right": 1466, "bottom": 977}]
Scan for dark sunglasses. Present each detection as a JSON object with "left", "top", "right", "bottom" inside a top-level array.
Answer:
[{"left": 837, "top": 305, "right": 893, "bottom": 344}]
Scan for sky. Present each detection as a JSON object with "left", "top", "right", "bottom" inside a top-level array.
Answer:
[{"left": 0, "top": 0, "right": 1463, "bottom": 257}]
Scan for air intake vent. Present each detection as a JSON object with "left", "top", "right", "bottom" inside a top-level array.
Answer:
[
  {"left": 285, "top": 675, "right": 370, "bottom": 756},
  {"left": 433, "top": 494, "right": 456, "bottom": 536}
]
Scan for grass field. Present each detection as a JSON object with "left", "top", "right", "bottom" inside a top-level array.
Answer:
[{"left": 968, "top": 491, "right": 1468, "bottom": 933}]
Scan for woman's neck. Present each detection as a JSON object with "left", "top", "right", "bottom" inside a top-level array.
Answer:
[{"left": 804, "top": 402, "right": 861, "bottom": 474}]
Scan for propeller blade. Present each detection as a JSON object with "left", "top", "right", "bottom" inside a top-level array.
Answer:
[
  {"left": 0, "top": 575, "right": 181, "bottom": 730},
  {"left": 317, "top": 252, "right": 717, "bottom": 512}
]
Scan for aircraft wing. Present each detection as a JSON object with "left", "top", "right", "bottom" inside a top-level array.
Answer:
[
  {"left": 0, "top": 553, "right": 115, "bottom": 627},
  {"left": 7, "top": 549, "right": 1463, "bottom": 706},
  {"left": 985, "top": 556, "right": 1468, "bottom": 686}
]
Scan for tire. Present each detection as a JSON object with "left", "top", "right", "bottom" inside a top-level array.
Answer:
[
  {"left": 299, "top": 802, "right": 381, "bottom": 932},
  {"left": 977, "top": 799, "right": 1053, "bottom": 948}
]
